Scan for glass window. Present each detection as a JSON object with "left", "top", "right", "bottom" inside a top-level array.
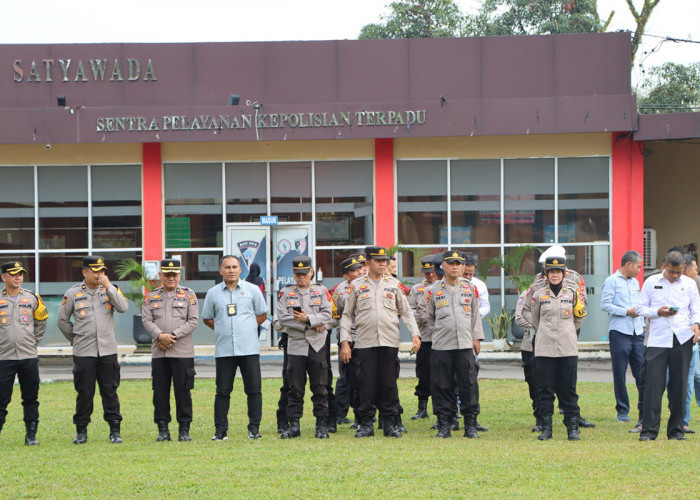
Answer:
[
  {"left": 226, "top": 162, "right": 267, "bottom": 223},
  {"left": 38, "top": 166, "right": 88, "bottom": 249},
  {"left": 451, "top": 160, "right": 500, "bottom": 245},
  {"left": 504, "top": 159, "right": 555, "bottom": 243},
  {"left": 315, "top": 160, "right": 373, "bottom": 246},
  {"left": 92, "top": 165, "right": 142, "bottom": 249},
  {"left": 270, "top": 162, "right": 311, "bottom": 222},
  {"left": 400, "top": 247, "right": 446, "bottom": 279},
  {"left": 0, "top": 166, "right": 34, "bottom": 250},
  {"left": 558, "top": 158, "right": 609, "bottom": 243},
  {"left": 0, "top": 254, "right": 36, "bottom": 285},
  {"left": 164, "top": 163, "right": 223, "bottom": 248},
  {"left": 397, "top": 160, "right": 447, "bottom": 245}
]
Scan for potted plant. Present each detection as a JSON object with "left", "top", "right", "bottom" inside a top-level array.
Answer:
[
  {"left": 479, "top": 245, "right": 538, "bottom": 340},
  {"left": 115, "top": 258, "right": 157, "bottom": 345},
  {"left": 484, "top": 306, "right": 515, "bottom": 350}
]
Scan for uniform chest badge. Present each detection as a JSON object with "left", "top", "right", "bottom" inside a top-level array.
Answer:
[
  {"left": 79, "top": 310, "right": 87, "bottom": 317},
  {"left": 385, "top": 292, "right": 394, "bottom": 299},
  {"left": 564, "top": 310, "right": 571, "bottom": 317},
  {"left": 176, "top": 292, "right": 186, "bottom": 298},
  {"left": 540, "top": 295, "right": 549, "bottom": 300},
  {"left": 418, "top": 287, "right": 424, "bottom": 293},
  {"left": 20, "top": 298, "right": 30, "bottom": 304},
  {"left": 313, "top": 299, "right": 321, "bottom": 304},
  {"left": 0, "top": 311, "right": 6, "bottom": 316},
  {"left": 361, "top": 293, "right": 369, "bottom": 299},
  {"left": 359, "top": 285, "right": 368, "bottom": 291},
  {"left": 77, "top": 302, "right": 87, "bottom": 308},
  {"left": 105, "top": 304, "right": 112, "bottom": 310},
  {"left": 288, "top": 292, "right": 297, "bottom": 297},
  {"left": 441, "top": 300, "right": 448, "bottom": 306},
  {"left": 464, "top": 306, "right": 470, "bottom": 312},
  {"left": 0, "top": 300, "right": 5, "bottom": 305},
  {"left": 152, "top": 295, "right": 161, "bottom": 299},
  {"left": 1, "top": 318, "right": 6, "bottom": 324},
  {"left": 75, "top": 293, "right": 85, "bottom": 298},
  {"left": 152, "top": 303, "right": 161, "bottom": 309},
  {"left": 288, "top": 300, "right": 297, "bottom": 306},
  {"left": 312, "top": 291, "right": 321, "bottom": 296},
  {"left": 436, "top": 291, "right": 445, "bottom": 297}
]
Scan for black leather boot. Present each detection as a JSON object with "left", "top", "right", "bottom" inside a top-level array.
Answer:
[
  {"left": 248, "top": 424, "right": 261, "bottom": 440},
  {"left": 381, "top": 416, "right": 401, "bottom": 438},
  {"left": 450, "top": 414, "right": 460, "bottom": 431},
  {"left": 156, "top": 422, "right": 171, "bottom": 442},
  {"left": 354, "top": 417, "right": 374, "bottom": 438},
  {"left": 211, "top": 427, "right": 227, "bottom": 441},
  {"left": 326, "top": 417, "right": 337, "bottom": 434},
  {"left": 475, "top": 421, "right": 488, "bottom": 432},
  {"left": 315, "top": 417, "right": 329, "bottom": 439},
  {"left": 281, "top": 418, "right": 301, "bottom": 439},
  {"left": 109, "top": 421, "right": 123, "bottom": 444},
  {"left": 435, "top": 414, "right": 452, "bottom": 438},
  {"left": 411, "top": 398, "right": 429, "bottom": 420},
  {"left": 578, "top": 415, "right": 596, "bottom": 428},
  {"left": 25, "top": 422, "right": 39, "bottom": 446},
  {"left": 537, "top": 416, "right": 553, "bottom": 441},
  {"left": 464, "top": 416, "right": 479, "bottom": 439},
  {"left": 396, "top": 414, "right": 407, "bottom": 433},
  {"left": 566, "top": 416, "right": 581, "bottom": 441},
  {"left": 531, "top": 417, "right": 544, "bottom": 433},
  {"left": 178, "top": 423, "right": 192, "bottom": 442},
  {"left": 277, "top": 416, "right": 289, "bottom": 434},
  {"left": 73, "top": 423, "right": 88, "bottom": 445}
]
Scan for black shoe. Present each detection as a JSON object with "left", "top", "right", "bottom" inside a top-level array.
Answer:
[
  {"left": 281, "top": 418, "right": 301, "bottom": 439},
  {"left": 336, "top": 416, "right": 351, "bottom": 425},
  {"left": 380, "top": 416, "right": 401, "bottom": 438},
  {"left": 24, "top": 422, "right": 39, "bottom": 446},
  {"left": 565, "top": 416, "right": 580, "bottom": 441},
  {"left": 411, "top": 398, "right": 429, "bottom": 420},
  {"left": 669, "top": 431, "right": 686, "bottom": 440},
  {"left": 435, "top": 415, "right": 452, "bottom": 438},
  {"left": 578, "top": 416, "right": 595, "bottom": 428},
  {"left": 450, "top": 415, "right": 460, "bottom": 431},
  {"left": 354, "top": 418, "right": 374, "bottom": 438},
  {"left": 178, "top": 423, "right": 192, "bottom": 442},
  {"left": 638, "top": 432, "right": 655, "bottom": 441},
  {"left": 277, "top": 418, "right": 289, "bottom": 435},
  {"left": 396, "top": 415, "right": 407, "bottom": 434},
  {"left": 156, "top": 422, "right": 171, "bottom": 442},
  {"left": 682, "top": 425, "right": 695, "bottom": 434},
  {"left": 464, "top": 417, "right": 479, "bottom": 439},
  {"left": 73, "top": 424, "right": 88, "bottom": 445},
  {"left": 108, "top": 421, "right": 123, "bottom": 444},
  {"left": 315, "top": 417, "right": 329, "bottom": 439},
  {"left": 430, "top": 421, "right": 439, "bottom": 430},
  {"left": 248, "top": 425, "right": 262, "bottom": 440},
  {"left": 475, "top": 421, "right": 488, "bottom": 432},
  {"left": 532, "top": 417, "right": 544, "bottom": 433},
  {"left": 211, "top": 427, "right": 228, "bottom": 441},
  {"left": 326, "top": 419, "right": 337, "bottom": 434},
  {"left": 538, "top": 417, "right": 553, "bottom": 441},
  {"left": 350, "top": 419, "right": 360, "bottom": 430}
]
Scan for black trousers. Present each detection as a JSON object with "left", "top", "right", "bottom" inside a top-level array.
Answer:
[
  {"left": 355, "top": 346, "right": 400, "bottom": 419},
  {"left": 335, "top": 345, "right": 360, "bottom": 418},
  {"left": 0, "top": 358, "right": 40, "bottom": 425},
  {"left": 642, "top": 336, "right": 692, "bottom": 438},
  {"left": 152, "top": 357, "right": 195, "bottom": 424},
  {"left": 73, "top": 354, "right": 122, "bottom": 424},
  {"left": 214, "top": 355, "right": 262, "bottom": 430},
  {"left": 414, "top": 341, "right": 432, "bottom": 399},
  {"left": 536, "top": 356, "right": 580, "bottom": 419},
  {"left": 324, "top": 332, "right": 336, "bottom": 421},
  {"left": 431, "top": 349, "right": 479, "bottom": 418},
  {"left": 521, "top": 350, "right": 542, "bottom": 418},
  {"left": 287, "top": 344, "right": 329, "bottom": 418},
  {"left": 276, "top": 333, "right": 289, "bottom": 422}
]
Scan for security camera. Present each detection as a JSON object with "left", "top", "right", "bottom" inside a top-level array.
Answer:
[
  {"left": 252, "top": 102, "right": 262, "bottom": 110},
  {"left": 45, "top": 144, "right": 52, "bottom": 150}
]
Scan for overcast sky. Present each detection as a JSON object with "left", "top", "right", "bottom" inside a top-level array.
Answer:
[{"left": 1, "top": 0, "right": 697, "bottom": 85}]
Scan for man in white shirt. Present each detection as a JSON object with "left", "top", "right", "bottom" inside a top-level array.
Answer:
[
  {"left": 635, "top": 250, "right": 700, "bottom": 441},
  {"left": 462, "top": 257, "right": 490, "bottom": 318}
]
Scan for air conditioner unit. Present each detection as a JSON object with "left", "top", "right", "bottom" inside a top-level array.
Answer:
[{"left": 643, "top": 228, "right": 657, "bottom": 270}]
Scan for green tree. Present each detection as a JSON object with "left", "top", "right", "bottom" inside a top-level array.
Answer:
[
  {"left": 473, "top": 0, "right": 613, "bottom": 36},
  {"left": 638, "top": 62, "right": 700, "bottom": 114},
  {"left": 359, "top": 0, "right": 471, "bottom": 39}
]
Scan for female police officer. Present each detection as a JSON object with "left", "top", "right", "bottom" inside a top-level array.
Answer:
[{"left": 531, "top": 256, "right": 586, "bottom": 441}]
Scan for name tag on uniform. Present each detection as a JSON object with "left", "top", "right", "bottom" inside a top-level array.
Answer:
[{"left": 227, "top": 304, "right": 237, "bottom": 316}]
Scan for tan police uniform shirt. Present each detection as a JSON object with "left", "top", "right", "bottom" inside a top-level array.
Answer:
[
  {"left": 408, "top": 279, "right": 433, "bottom": 342},
  {"left": 274, "top": 283, "right": 332, "bottom": 356},
  {"left": 531, "top": 283, "right": 585, "bottom": 358},
  {"left": 142, "top": 285, "right": 199, "bottom": 358},
  {"left": 330, "top": 280, "right": 356, "bottom": 340},
  {"left": 0, "top": 288, "right": 48, "bottom": 360},
  {"left": 57, "top": 282, "right": 129, "bottom": 357},
  {"left": 339, "top": 274, "right": 420, "bottom": 348},
  {"left": 425, "top": 278, "right": 484, "bottom": 351}
]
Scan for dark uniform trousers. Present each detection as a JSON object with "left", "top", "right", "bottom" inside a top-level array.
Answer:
[
  {"left": 152, "top": 357, "right": 195, "bottom": 424},
  {"left": 355, "top": 346, "right": 400, "bottom": 419},
  {"left": 536, "top": 356, "right": 580, "bottom": 419},
  {"left": 214, "top": 355, "right": 262, "bottom": 431},
  {"left": 521, "top": 350, "right": 542, "bottom": 418},
  {"left": 276, "top": 333, "right": 289, "bottom": 423},
  {"left": 642, "top": 336, "right": 692, "bottom": 438},
  {"left": 287, "top": 344, "right": 329, "bottom": 418},
  {"left": 414, "top": 341, "right": 432, "bottom": 399},
  {"left": 0, "top": 358, "right": 40, "bottom": 425},
  {"left": 335, "top": 345, "right": 360, "bottom": 418},
  {"left": 431, "top": 349, "right": 479, "bottom": 418},
  {"left": 324, "top": 332, "right": 336, "bottom": 422},
  {"left": 73, "top": 354, "right": 122, "bottom": 424}
]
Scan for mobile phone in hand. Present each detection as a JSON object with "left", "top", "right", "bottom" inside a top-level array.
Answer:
[
  {"left": 291, "top": 306, "right": 302, "bottom": 313},
  {"left": 669, "top": 306, "right": 679, "bottom": 312}
]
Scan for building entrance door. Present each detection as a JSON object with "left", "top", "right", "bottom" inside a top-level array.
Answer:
[{"left": 225, "top": 223, "right": 314, "bottom": 346}]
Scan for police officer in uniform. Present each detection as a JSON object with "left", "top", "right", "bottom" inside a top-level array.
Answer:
[
  {"left": 0, "top": 261, "right": 48, "bottom": 445},
  {"left": 274, "top": 256, "right": 333, "bottom": 439},
  {"left": 339, "top": 246, "right": 421, "bottom": 438},
  {"left": 57, "top": 256, "right": 129, "bottom": 444},
  {"left": 515, "top": 287, "right": 544, "bottom": 432},
  {"left": 531, "top": 256, "right": 587, "bottom": 441},
  {"left": 142, "top": 259, "right": 199, "bottom": 442},
  {"left": 330, "top": 256, "right": 365, "bottom": 427},
  {"left": 425, "top": 251, "right": 484, "bottom": 438},
  {"left": 408, "top": 255, "right": 437, "bottom": 420}
]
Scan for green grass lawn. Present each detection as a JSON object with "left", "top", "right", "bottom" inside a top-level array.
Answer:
[{"left": 0, "top": 376, "right": 696, "bottom": 498}]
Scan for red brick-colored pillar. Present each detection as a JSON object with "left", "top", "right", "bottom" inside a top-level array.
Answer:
[
  {"left": 375, "top": 138, "right": 395, "bottom": 247},
  {"left": 142, "top": 143, "right": 163, "bottom": 261}
]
